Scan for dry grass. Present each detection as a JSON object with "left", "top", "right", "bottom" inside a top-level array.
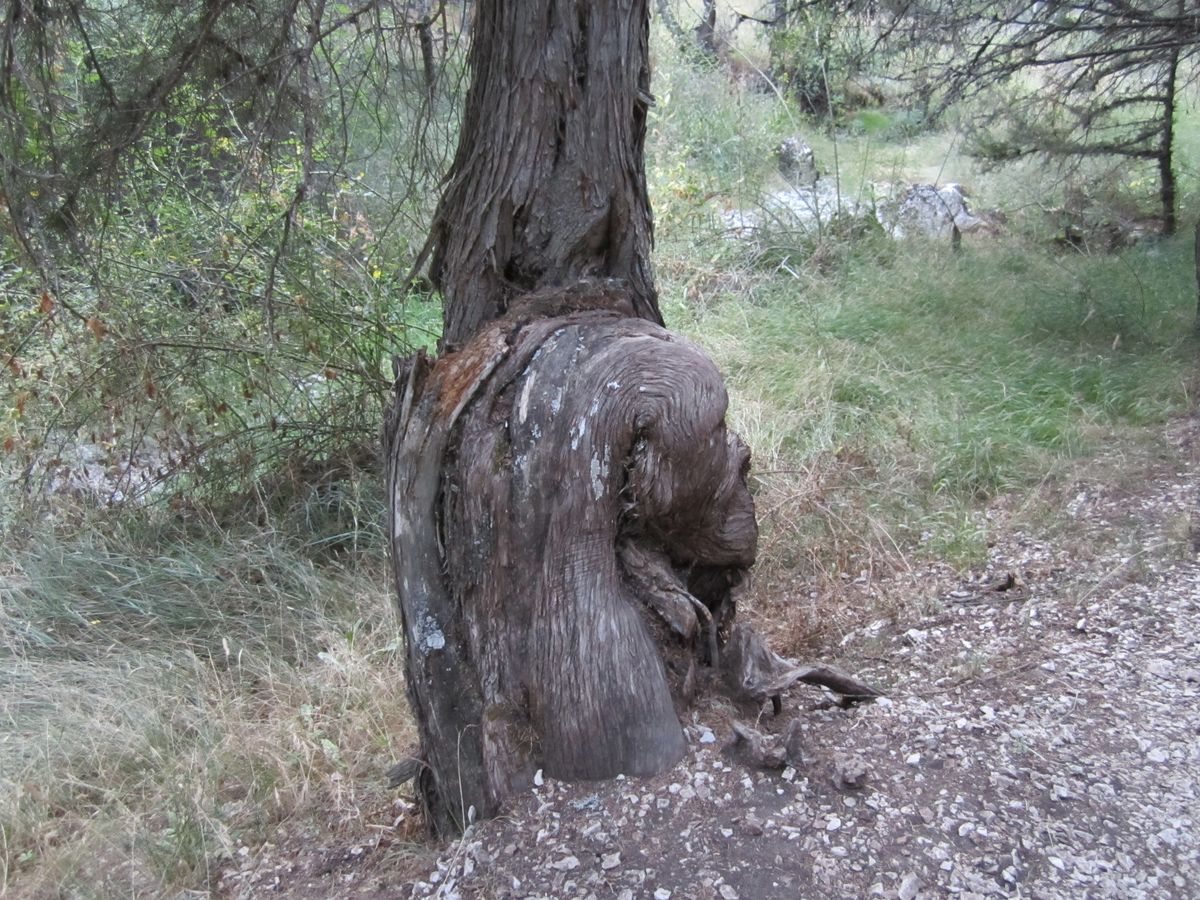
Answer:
[{"left": 0, "top": 500, "right": 422, "bottom": 896}]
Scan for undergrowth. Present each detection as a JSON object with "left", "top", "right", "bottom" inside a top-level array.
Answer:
[
  {"left": 658, "top": 232, "right": 1197, "bottom": 645},
  {"left": 649, "top": 43, "right": 1199, "bottom": 647},
  {"left": 2, "top": 17, "right": 1198, "bottom": 895},
  {"left": 0, "top": 490, "right": 428, "bottom": 895}
]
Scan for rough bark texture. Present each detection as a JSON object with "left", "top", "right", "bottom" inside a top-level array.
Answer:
[
  {"left": 1159, "top": 34, "right": 1179, "bottom": 238},
  {"left": 695, "top": 0, "right": 718, "bottom": 57},
  {"left": 387, "top": 0, "right": 798, "bottom": 839},
  {"left": 386, "top": 297, "right": 757, "bottom": 834},
  {"left": 428, "top": 0, "right": 660, "bottom": 351}
]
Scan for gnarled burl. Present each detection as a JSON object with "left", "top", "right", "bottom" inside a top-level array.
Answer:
[
  {"left": 386, "top": 290, "right": 757, "bottom": 836},
  {"left": 383, "top": 0, "right": 877, "bottom": 839}
]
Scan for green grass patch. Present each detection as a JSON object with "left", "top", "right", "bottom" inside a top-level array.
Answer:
[{"left": 662, "top": 231, "right": 1197, "bottom": 573}]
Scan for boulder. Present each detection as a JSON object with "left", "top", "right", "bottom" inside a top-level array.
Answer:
[
  {"left": 720, "top": 180, "right": 869, "bottom": 241},
  {"left": 879, "top": 183, "right": 983, "bottom": 240},
  {"left": 777, "top": 136, "right": 819, "bottom": 186}
]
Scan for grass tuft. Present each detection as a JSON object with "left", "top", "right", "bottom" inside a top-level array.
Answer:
[
  {"left": 0, "top": 499, "right": 422, "bottom": 895},
  {"left": 660, "top": 215, "right": 1197, "bottom": 648}
]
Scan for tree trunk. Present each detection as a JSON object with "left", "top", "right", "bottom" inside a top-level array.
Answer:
[
  {"left": 695, "top": 0, "right": 719, "bottom": 57},
  {"left": 387, "top": 0, "right": 760, "bottom": 837},
  {"left": 386, "top": 303, "right": 757, "bottom": 834},
  {"left": 1158, "top": 30, "right": 1179, "bottom": 238},
  {"left": 428, "top": 0, "right": 661, "bottom": 351},
  {"left": 415, "top": 18, "right": 437, "bottom": 102}
]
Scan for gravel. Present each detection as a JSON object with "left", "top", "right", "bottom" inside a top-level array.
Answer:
[
  {"left": 217, "top": 419, "right": 1200, "bottom": 899},
  {"left": 406, "top": 418, "right": 1200, "bottom": 899}
]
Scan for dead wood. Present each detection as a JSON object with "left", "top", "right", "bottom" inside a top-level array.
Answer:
[
  {"left": 723, "top": 623, "right": 883, "bottom": 709},
  {"left": 724, "top": 718, "right": 806, "bottom": 771},
  {"left": 387, "top": 308, "right": 758, "bottom": 833}
]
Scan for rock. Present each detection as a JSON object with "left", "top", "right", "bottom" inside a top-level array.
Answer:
[
  {"left": 1147, "top": 659, "right": 1173, "bottom": 678},
  {"left": 725, "top": 722, "right": 787, "bottom": 769},
  {"left": 1054, "top": 216, "right": 1160, "bottom": 252},
  {"left": 719, "top": 885, "right": 740, "bottom": 900},
  {"left": 777, "top": 136, "right": 819, "bottom": 186},
  {"left": 719, "top": 182, "right": 874, "bottom": 241},
  {"left": 551, "top": 855, "right": 579, "bottom": 871},
  {"left": 898, "top": 871, "right": 922, "bottom": 900},
  {"left": 879, "top": 183, "right": 983, "bottom": 240},
  {"left": 833, "top": 753, "right": 870, "bottom": 789},
  {"left": 601, "top": 852, "right": 621, "bottom": 870},
  {"left": 741, "top": 815, "right": 765, "bottom": 837}
]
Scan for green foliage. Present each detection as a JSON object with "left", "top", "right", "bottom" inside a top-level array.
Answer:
[
  {"left": 646, "top": 17, "right": 1196, "bottom": 583},
  {"left": 767, "top": 5, "right": 869, "bottom": 116},
  {"left": 647, "top": 36, "right": 792, "bottom": 228},
  {"left": 662, "top": 221, "right": 1197, "bottom": 572},
  {"left": 0, "top": 2, "right": 460, "bottom": 503}
]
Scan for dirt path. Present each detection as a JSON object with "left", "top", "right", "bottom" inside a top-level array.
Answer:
[{"left": 222, "top": 417, "right": 1200, "bottom": 899}]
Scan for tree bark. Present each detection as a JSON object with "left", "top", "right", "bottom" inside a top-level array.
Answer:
[
  {"left": 695, "top": 0, "right": 718, "bottom": 57},
  {"left": 1158, "top": 23, "right": 1180, "bottom": 238},
  {"left": 388, "top": 0, "right": 764, "bottom": 838},
  {"left": 386, "top": 297, "right": 757, "bottom": 834},
  {"left": 416, "top": 17, "right": 437, "bottom": 102},
  {"left": 428, "top": 0, "right": 661, "bottom": 351}
]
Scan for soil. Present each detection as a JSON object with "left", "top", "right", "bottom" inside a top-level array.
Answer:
[{"left": 217, "top": 415, "right": 1200, "bottom": 899}]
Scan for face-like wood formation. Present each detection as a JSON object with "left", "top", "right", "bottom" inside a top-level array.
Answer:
[{"left": 387, "top": 308, "right": 756, "bottom": 834}]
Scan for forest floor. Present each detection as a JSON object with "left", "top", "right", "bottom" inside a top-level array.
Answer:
[{"left": 216, "top": 413, "right": 1200, "bottom": 900}]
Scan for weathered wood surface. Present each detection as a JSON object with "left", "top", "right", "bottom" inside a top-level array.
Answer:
[
  {"left": 386, "top": 0, "right": 879, "bottom": 839},
  {"left": 427, "top": 0, "right": 660, "bottom": 350},
  {"left": 387, "top": 302, "right": 758, "bottom": 833},
  {"left": 723, "top": 623, "right": 883, "bottom": 708}
]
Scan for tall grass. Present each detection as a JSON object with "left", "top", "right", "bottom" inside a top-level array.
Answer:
[
  {"left": 0, "top": 494, "right": 426, "bottom": 895},
  {"left": 665, "top": 232, "right": 1195, "bottom": 636},
  {"left": 647, "top": 42, "right": 1198, "bottom": 645}
]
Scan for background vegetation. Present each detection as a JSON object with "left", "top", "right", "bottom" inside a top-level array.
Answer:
[{"left": 2, "top": 2, "right": 1198, "bottom": 894}]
